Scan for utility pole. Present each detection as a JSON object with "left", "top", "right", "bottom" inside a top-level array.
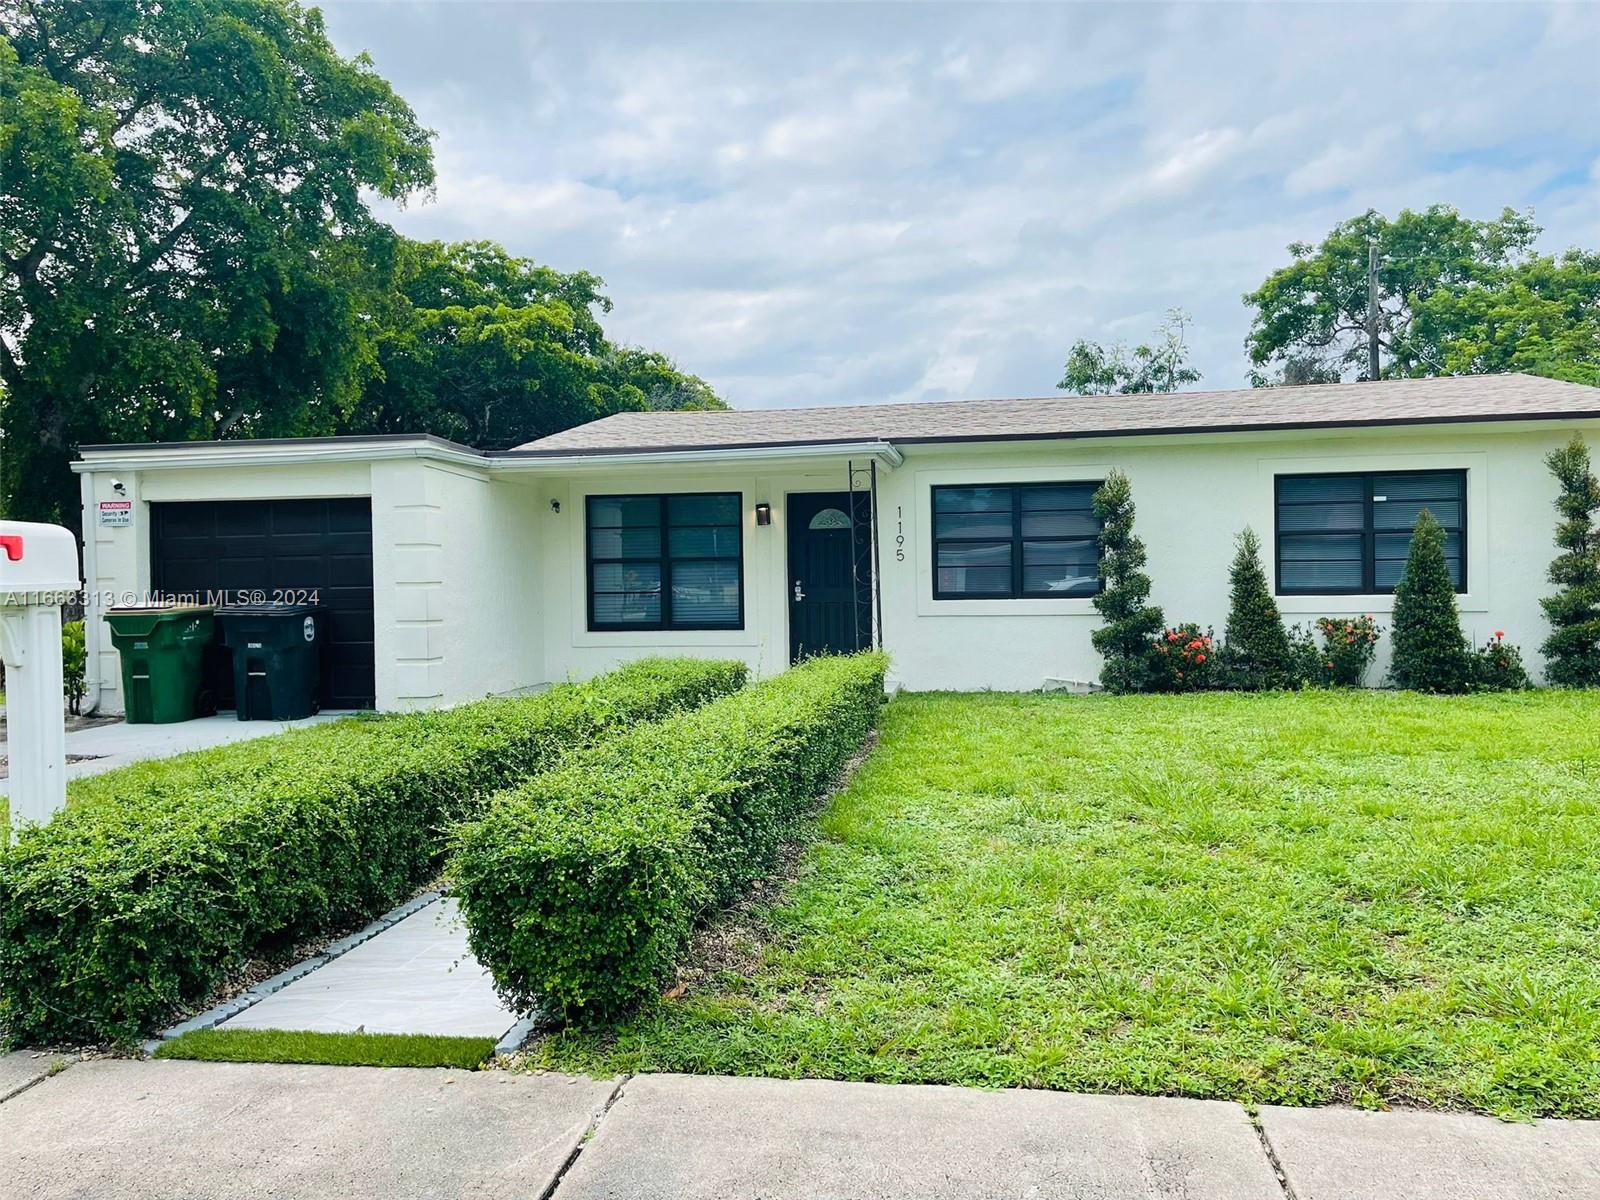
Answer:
[{"left": 1366, "top": 238, "right": 1381, "bottom": 381}]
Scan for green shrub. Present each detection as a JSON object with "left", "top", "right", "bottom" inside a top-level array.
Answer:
[
  {"left": 1220, "top": 528, "right": 1294, "bottom": 689},
  {"left": 0, "top": 657, "right": 746, "bottom": 1045},
  {"left": 61, "top": 620, "right": 87, "bottom": 715},
  {"left": 1540, "top": 435, "right": 1600, "bottom": 686},
  {"left": 1090, "top": 472, "right": 1165, "bottom": 693},
  {"left": 1287, "top": 624, "right": 1324, "bottom": 688},
  {"left": 1471, "top": 632, "right": 1532, "bottom": 691},
  {"left": 1313, "top": 615, "right": 1383, "bottom": 687},
  {"left": 453, "top": 651, "right": 887, "bottom": 1023},
  {"left": 1389, "top": 510, "right": 1472, "bottom": 692},
  {"left": 1153, "top": 624, "right": 1219, "bottom": 691}
]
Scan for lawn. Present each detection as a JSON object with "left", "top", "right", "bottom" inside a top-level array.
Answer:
[
  {"left": 525, "top": 689, "right": 1600, "bottom": 1118},
  {"left": 155, "top": 1028, "right": 495, "bottom": 1069}
]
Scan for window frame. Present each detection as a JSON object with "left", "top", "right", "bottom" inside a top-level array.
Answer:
[
  {"left": 930, "top": 481, "right": 1104, "bottom": 601},
  {"left": 1273, "top": 468, "right": 1467, "bottom": 597},
  {"left": 585, "top": 491, "right": 745, "bottom": 632}
]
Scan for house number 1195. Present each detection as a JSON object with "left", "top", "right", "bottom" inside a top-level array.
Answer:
[{"left": 895, "top": 505, "right": 905, "bottom": 561}]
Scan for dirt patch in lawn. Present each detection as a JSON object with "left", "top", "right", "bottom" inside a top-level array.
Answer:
[{"left": 674, "top": 731, "right": 879, "bottom": 992}]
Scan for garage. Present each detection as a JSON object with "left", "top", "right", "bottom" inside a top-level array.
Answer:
[{"left": 150, "top": 498, "right": 377, "bottom": 710}]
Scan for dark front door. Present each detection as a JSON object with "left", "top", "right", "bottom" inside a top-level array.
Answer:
[
  {"left": 787, "top": 491, "right": 872, "bottom": 662},
  {"left": 150, "top": 498, "right": 377, "bottom": 710}
]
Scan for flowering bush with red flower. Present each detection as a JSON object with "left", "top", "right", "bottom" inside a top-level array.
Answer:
[
  {"left": 1313, "top": 614, "right": 1383, "bottom": 687},
  {"left": 1154, "top": 623, "right": 1220, "bottom": 691},
  {"left": 1470, "top": 631, "right": 1532, "bottom": 691}
]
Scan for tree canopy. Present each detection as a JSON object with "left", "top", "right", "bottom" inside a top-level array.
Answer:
[
  {"left": 1244, "top": 205, "right": 1600, "bottom": 387},
  {"left": 0, "top": 1, "right": 723, "bottom": 526},
  {"left": 0, "top": 0, "right": 435, "bottom": 522},
  {"left": 1058, "top": 308, "right": 1200, "bottom": 396},
  {"left": 351, "top": 239, "right": 723, "bottom": 450}
]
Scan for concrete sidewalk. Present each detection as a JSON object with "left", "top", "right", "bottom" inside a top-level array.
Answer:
[{"left": 4, "top": 1060, "right": 1598, "bottom": 1199}]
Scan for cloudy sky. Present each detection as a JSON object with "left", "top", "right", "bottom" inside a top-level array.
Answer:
[{"left": 320, "top": 2, "right": 1600, "bottom": 410}]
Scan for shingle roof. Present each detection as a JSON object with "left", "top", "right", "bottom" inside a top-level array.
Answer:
[{"left": 507, "top": 373, "right": 1600, "bottom": 456}]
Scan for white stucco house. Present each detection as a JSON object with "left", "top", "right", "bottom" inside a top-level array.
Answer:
[{"left": 72, "top": 373, "right": 1600, "bottom": 712}]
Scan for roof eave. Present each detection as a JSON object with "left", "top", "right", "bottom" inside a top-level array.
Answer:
[
  {"left": 72, "top": 435, "right": 488, "bottom": 473},
  {"left": 491, "top": 439, "right": 906, "bottom": 471}
]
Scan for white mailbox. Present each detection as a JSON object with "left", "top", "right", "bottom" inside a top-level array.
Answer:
[{"left": 1, "top": 520, "right": 82, "bottom": 841}]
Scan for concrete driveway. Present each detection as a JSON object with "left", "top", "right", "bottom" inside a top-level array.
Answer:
[
  {"left": 4, "top": 1056, "right": 1597, "bottom": 1199},
  {"left": 0, "top": 710, "right": 351, "bottom": 797}
]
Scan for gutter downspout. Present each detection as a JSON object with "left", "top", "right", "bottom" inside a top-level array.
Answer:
[{"left": 78, "top": 470, "right": 105, "bottom": 715}]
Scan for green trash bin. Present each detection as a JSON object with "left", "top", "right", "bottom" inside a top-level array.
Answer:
[
  {"left": 216, "top": 603, "right": 326, "bottom": 721},
  {"left": 104, "top": 605, "right": 217, "bottom": 724}
]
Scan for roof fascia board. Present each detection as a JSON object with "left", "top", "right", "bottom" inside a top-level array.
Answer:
[
  {"left": 492, "top": 440, "right": 906, "bottom": 471},
  {"left": 72, "top": 440, "right": 488, "bottom": 474}
]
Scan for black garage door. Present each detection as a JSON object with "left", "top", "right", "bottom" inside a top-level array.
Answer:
[{"left": 151, "top": 498, "right": 376, "bottom": 710}]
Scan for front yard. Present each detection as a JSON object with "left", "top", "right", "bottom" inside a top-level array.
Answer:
[{"left": 528, "top": 689, "right": 1600, "bottom": 1118}]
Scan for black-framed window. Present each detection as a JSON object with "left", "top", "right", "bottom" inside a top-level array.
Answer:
[
  {"left": 1275, "top": 470, "right": 1466, "bottom": 595},
  {"left": 932, "top": 482, "right": 1102, "bottom": 599},
  {"left": 587, "top": 493, "right": 743, "bottom": 630}
]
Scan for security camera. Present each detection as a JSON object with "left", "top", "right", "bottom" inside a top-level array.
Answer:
[{"left": 110, "top": 479, "right": 127, "bottom": 496}]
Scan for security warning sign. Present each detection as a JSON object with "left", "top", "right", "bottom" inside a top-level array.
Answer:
[{"left": 98, "top": 500, "right": 132, "bottom": 527}]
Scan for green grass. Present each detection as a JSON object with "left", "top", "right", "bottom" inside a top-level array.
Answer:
[
  {"left": 525, "top": 689, "right": 1600, "bottom": 1118},
  {"left": 155, "top": 1027, "right": 496, "bottom": 1069}
]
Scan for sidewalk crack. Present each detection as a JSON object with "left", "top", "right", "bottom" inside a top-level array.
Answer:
[
  {"left": 540, "top": 1074, "right": 631, "bottom": 1200},
  {"left": 0, "top": 1056, "right": 74, "bottom": 1106},
  {"left": 1248, "top": 1108, "right": 1299, "bottom": 1200}
]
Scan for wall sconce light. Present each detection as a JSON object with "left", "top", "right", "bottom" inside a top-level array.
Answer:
[
  {"left": 754, "top": 502, "right": 772, "bottom": 526},
  {"left": 549, "top": 498, "right": 561, "bottom": 514}
]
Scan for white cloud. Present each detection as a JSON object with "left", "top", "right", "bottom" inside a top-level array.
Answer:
[
  {"left": 1145, "top": 128, "right": 1245, "bottom": 192},
  {"left": 321, "top": 1, "right": 1600, "bottom": 409}
]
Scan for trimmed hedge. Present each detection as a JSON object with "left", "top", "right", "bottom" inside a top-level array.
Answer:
[
  {"left": 453, "top": 651, "right": 888, "bottom": 1023},
  {"left": 0, "top": 658, "right": 746, "bottom": 1045}
]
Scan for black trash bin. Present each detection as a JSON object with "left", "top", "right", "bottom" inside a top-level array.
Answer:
[{"left": 216, "top": 603, "right": 327, "bottom": 721}]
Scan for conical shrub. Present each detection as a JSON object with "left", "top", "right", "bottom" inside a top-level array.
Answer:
[
  {"left": 1390, "top": 509, "right": 1471, "bottom": 692},
  {"left": 1090, "top": 471, "right": 1165, "bottom": 693},
  {"left": 1221, "top": 527, "right": 1293, "bottom": 689},
  {"left": 1540, "top": 435, "right": 1600, "bottom": 686}
]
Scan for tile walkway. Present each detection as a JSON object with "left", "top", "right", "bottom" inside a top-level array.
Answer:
[{"left": 219, "top": 897, "right": 519, "bottom": 1039}]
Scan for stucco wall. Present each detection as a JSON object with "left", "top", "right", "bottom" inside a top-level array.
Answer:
[
  {"left": 77, "top": 416, "right": 1600, "bottom": 712},
  {"left": 874, "top": 425, "right": 1575, "bottom": 690},
  {"left": 538, "top": 420, "right": 1599, "bottom": 692},
  {"left": 536, "top": 465, "right": 805, "bottom": 683},
  {"left": 76, "top": 456, "right": 545, "bottom": 714},
  {"left": 370, "top": 460, "right": 543, "bottom": 709}
]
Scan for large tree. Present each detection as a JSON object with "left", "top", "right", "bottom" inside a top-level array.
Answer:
[
  {"left": 351, "top": 240, "right": 724, "bottom": 449},
  {"left": 1411, "top": 250, "right": 1600, "bottom": 386},
  {"left": 1058, "top": 307, "right": 1201, "bottom": 396},
  {"left": 0, "top": 0, "right": 435, "bottom": 524},
  {"left": 1244, "top": 204, "right": 1600, "bottom": 386}
]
